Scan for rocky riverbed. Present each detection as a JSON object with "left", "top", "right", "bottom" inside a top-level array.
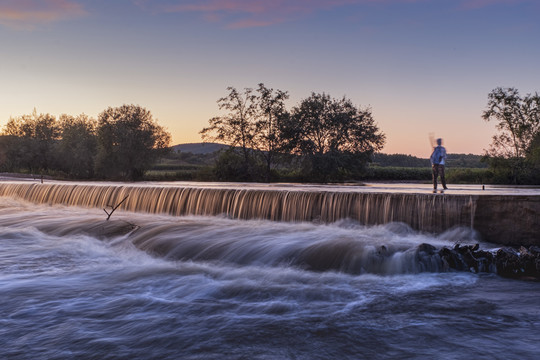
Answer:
[{"left": 427, "top": 243, "right": 540, "bottom": 281}]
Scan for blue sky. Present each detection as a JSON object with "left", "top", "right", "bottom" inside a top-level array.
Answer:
[{"left": 1, "top": 0, "right": 539, "bottom": 156}]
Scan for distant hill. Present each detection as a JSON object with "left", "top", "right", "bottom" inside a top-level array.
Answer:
[
  {"left": 372, "top": 153, "right": 430, "bottom": 168},
  {"left": 172, "top": 143, "right": 228, "bottom": 154}
]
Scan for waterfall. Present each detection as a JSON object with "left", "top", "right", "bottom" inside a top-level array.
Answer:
[{"left": 0, "top": 182, "right": 476, "bottom": 234}]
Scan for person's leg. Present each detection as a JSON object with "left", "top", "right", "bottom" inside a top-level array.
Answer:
[
  {"left": 440, "top": 165, "right": 448, "bottom": 189},
  {"left": 432, "top": 165, "right": 439, "bottom": 190}
]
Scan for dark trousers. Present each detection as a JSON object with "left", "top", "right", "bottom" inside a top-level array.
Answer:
[{"left": 432, "top": 164, "right": 447, "bottom": 189}]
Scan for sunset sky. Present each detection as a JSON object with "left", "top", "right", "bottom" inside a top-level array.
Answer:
[{"left": 1, "top": 0, "right": 539, "bottom": 157}]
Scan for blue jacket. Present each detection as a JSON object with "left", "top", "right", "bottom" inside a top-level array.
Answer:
[{"left": 430, "top": 145, "right": 447, "bottom": 165}]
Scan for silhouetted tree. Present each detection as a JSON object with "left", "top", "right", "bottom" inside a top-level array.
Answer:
[
  {"left": 204, "top": 88, "right": 253, "bottom": 150},
  {"left": 0, "top": 135, "right": 19, "bottom": 171},
  {"left": 252, "top": 84, "right": 289, "bottom": 181},
  {"left": 56, "top": 114, "right": 97, "bottom": 178},
  {"left": 200, "top": 86, "right": 258, "bottom": 178},
  {"left": 201, "top": 84, "right": 289, "bottom": 181},
  {"left": 482, "top": 87, "right": 540, "bottom": 184},
  {"left": 526, "top": 133, "right": 540, "bottom": 183},
  {"left": 95, "top": 105, "right": 171, "bottom": 180},
  {"left": 2, "top": 110, "right": 59, "bottom": 172},
  {"left": 284, "top": 93, "right": 385, "bottom": 181},
  {"left": 483, "top": 87, "right": 540, "bottom": 158}
]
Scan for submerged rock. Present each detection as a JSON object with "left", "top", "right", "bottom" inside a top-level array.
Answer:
[
  {"left": 85, "top": 220, "right": 140, "bottom": 239},
  {"left": 438, "top": 244, "right": 540, "bottom": 281}
]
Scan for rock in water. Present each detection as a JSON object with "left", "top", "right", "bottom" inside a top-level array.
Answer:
[{"left": 438, "top": 244, "right": 540, "bottom": 281}]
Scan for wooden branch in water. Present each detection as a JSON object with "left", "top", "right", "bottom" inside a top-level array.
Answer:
[{"left": 104, "top": 195, "right": 129, "bottom": 221}]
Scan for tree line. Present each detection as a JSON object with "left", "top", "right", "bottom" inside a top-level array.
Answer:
[
  {"left": 197, "top": 84, "right": 539, "bottom": 184},
  {"left": 1, "top": 85, "right": 537, "bottom": 184},
  {"left": 0, "top": 105, "right": 171, "bottom": 180},
  {"left": 200, "top": 84, "right": 386, "bottom": 182}
]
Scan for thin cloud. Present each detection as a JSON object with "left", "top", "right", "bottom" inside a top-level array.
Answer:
[
  {"left": 134, "top": 0, "right": 534, "bottom": 28},
  {"left": 0, "top": 0, "right": 87, "bottom": 29},
  {"left": 136, "top": 0, "right": 371, "bottom": 28},
  {"left": 458, "top": 0, "right": 530, "bottom": 10},
  {"left": 228, "top": 19, "right": 278, "bottom": 29}
]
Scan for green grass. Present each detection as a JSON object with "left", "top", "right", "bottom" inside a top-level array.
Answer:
[
  {"left": 362, "top": 167, "right": 432, "bottom": 181},
  {"left": 362, "top": 166, "right": 494, "bottom": 183},
  {"left": 144, "top": 166, "right": 215, "bottom": 181},
  {"left": 145, "top": 162, "right": 496, "bottom": 184},
  {"left": 445, "top": 168, "right": 494, "bottom": 184}
]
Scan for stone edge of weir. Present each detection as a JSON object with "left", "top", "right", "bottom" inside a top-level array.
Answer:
[{"left": 0, "top": 182, "right": 538, "bottom": 247}]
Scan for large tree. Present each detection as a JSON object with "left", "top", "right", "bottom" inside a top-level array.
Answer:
[
  {"left": 252, "top": 84, "right": 289, "bottom": 180},
  {"left": 2, "top": 110, "right": 59, "bottom": 172},
  {"left": 526, "top": 132, "right": 540, "bottom": 183},
  {"left": 56, "top": 114, "right": 97, "bottom": 178},
  {"left": 95, "top": 105, "right": 171, "bottom": 180},
  {"left": 482, "top": 87, "right": 540, "bottom": 184},
  {"left": 287, "top": 93, "right": 385, "bottom": 155},
  {"left": 200, "top": 86, "right": 257, "bottom": 169},
  {"left": 483, "top": 87, "right": 540, "bottom": 158},
  {"left": 285, "top": 92, "right": 385, "bottom": 181},
  {"left": 201, "top": 84, "right": 289, "bottom": 181}
]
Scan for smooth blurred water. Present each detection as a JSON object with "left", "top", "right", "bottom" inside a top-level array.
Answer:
[{"left": 1, "top": 198, "right": 539, "bottom": 359}]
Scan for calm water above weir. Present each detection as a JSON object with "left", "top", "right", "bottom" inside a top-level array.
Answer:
[{"left": 1, "top": 197, "right": 540, "bottom": 359}]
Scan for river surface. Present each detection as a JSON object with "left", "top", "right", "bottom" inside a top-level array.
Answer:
[{"left": 1, "top": 197, "right": 540, "bottom": 359}]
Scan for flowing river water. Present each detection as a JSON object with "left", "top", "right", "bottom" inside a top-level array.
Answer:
[{"left": 1, "top": 182, "right": 540, "bottom": 359}]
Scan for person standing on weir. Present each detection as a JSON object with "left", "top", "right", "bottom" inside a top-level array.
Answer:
[{"left": 430, "top": 138, "right": 448, "bottom": 192}]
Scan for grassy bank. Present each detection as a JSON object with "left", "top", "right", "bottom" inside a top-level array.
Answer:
[{"left": 362, "top": 167, "right": 493, "bottom": 184}]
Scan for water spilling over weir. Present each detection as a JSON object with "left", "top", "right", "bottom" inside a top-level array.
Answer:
[{"left": 0, "top": 181, "right": 538, "bottom": 245}]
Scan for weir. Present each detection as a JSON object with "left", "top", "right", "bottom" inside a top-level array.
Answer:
[{"left": 0, "top": 182, "right": 538, "bottom": 246}]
